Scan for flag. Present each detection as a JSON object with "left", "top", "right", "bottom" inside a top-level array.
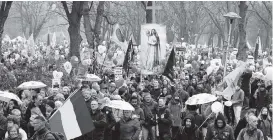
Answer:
[
  {"left": 123, "top": 37, "right": 133, "bottom": 76},
  {"left": 162, "top": 47, "right": 176, "bottom": 82},
  {"left": 49, "top": 89, "right": 95, "bottom": 140},
  {"left": 254, "top": 35, "right": 262, "bottom": 62},
  {"left": 52, "top": 32, "right": 56, "bottom": 48}
]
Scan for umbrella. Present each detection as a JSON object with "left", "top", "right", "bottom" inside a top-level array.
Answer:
[
  {"left": 185, "top": 93, "right": 217, "bottom": 105},
  {"left": 0, "top": 91, "right": 22, "bottom": 104},
  {"left": 18, "top": 81, "right": 47, "bottom": 90},
  {"left": 81, "top": 74, "right": 102, "bottom": 82},
  {"left": 105, "top": 100, "right": 135, "bottom": 111}
]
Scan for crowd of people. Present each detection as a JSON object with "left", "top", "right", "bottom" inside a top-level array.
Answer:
[{"left": 0, "top": 38, "right": 272, "bottom": 140}]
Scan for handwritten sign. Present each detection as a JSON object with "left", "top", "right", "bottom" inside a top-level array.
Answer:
[{"left": 114, "top": 67, "right": 123, "bottom": 80}]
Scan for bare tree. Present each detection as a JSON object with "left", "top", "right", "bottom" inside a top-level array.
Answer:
[
  {"left": 14, "top": 2, "right": 54, "bottom": 40},
  {"left": 62, "top": 1, "right": 84, "bottom": 59},
  {"left": 0, "top": 1, "right": 12, "bottom": 58}
]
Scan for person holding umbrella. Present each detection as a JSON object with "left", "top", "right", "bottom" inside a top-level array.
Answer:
[{"left": 115, "top": 110, "right": 141, "bottom": 140}]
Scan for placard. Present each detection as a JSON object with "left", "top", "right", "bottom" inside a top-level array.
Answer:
[{"left": 114, "top": 67, "right": 123, "bottom": 80}]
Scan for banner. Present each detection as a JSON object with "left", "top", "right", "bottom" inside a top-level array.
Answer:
[{"left": 140, "top": 24, "right": 166, "bottom": 73}]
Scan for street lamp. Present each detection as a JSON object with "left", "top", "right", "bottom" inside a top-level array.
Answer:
[{"left": 223, "top": 12, "right": 241, "bottom": 77}]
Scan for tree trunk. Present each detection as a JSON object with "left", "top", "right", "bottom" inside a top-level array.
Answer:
[
  {"left": 83, "top": 1, "right": 94, "bottom": 48},
  {"left": 217, "top": 33, "right": 222, "bottom": 48},
  {"left": 94, "top": 1, "right": 105, "bottom": 49},
  {"left": 0, "top": 1, "right": 12, "bottom": 59},
  {"left": 233, "top": 29, "right": 239, "bottom": 48},
  {"left": 146, "top": 1, "right": 152, "bottom": 23},
  {"left": 62, "top": 1, "right": 84, "bottom": 59},
  {"left": 237, "top": 1, "right": 248, "bottom": 61}
]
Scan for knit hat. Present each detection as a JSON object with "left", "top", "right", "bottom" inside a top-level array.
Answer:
[{"left": 46, "top": 100, "right": 55, "bottom": 110}]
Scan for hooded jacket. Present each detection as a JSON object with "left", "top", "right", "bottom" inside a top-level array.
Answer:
[
  {"left": 175, "top": 114, "right": 202, "bottom": 140},
  {"left": 205, "top": 113, "right": 234, "bottom": 140}
]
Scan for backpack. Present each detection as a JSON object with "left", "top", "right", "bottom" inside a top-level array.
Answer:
[
  {"left": 44, "top": 131, "right": 65, "bottom": 140},
  {"left": 240, "top": 128, "right": 261, "bottom": 140}
]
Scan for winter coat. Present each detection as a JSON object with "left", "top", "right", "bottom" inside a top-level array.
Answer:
[
  {"left": 150, "top": 88, "right": 161, "bottom": 100},
  {"left": 116, "top": 118, "right": 141, "bottom": 140},
  {"left": 25, "top": 102, "right": 46, "bottom": 123},
  {"left": 101, "top": 107, "right": 116, "bottom": 130},
  {"left": 168, "top": 101, "right": 182, "bottom": 127},
  {"left": 140, "top": 101, "right": 158, "bottom": 128},
  {"left": 256, "top": 90, "right": 271, "bottom": 112},
  {"left": 132, "top": 106, "right": 145, "bottom": 126},
  {"left": 30, "top": 127, "right": 56, "bottom": 140},
  {"left": 237, "top": 127, "right": 264, "bottom": 140},
  {"left": 205, "top": 113, "right": 234, "bottom": 140},
  {"left": 234, "top": 117, "right": 248, "bottom": 139},
  {"left": 175, "top": 114, "right": 202, "bottom": 140},
  {"left": 87, "top": 110, "right": 107, "bottom": 140},
  {"left": 157, "top": 106, "right": 172, "bottom": 134},
  {"left": 258, "top": 116, "right": 272, "bottom": 140}
]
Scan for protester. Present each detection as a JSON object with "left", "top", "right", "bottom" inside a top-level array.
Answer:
[
  {"left": 115, "top": 110, "right": 141, "bottom": 140},
  {"left": 257, "top": 107, "right": 272, "bottom": 140},
  {"left": 5, "top": 115, "right": 27, "bottom": 140},
  {"left": 141, "top": 93, "right": 158, "bottom": 140},
  {"left": 231, "top": 84, "right": 245, "bottom": 124},
  {"left": 174, "top": 114, "right": 202, "bottom": 140},
  {"left": 205, "top": 113, "right": 234, "bottom": 140},
  {"left": 234, "top": 108, "right": 256, "bottom": 139},
  {"left": 157, "top": 98, "right": 172, "bottom": 140},
  {"left": 5, "top": 124, "right": 22, "bottom": 140},
  {"left": 237, "top": 115, "right": 264, "bottom": 140},
  {"left": 30, "top": 115, "right": 56, "bottom": 140}
]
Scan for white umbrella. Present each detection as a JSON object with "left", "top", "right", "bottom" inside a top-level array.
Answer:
[
  {"left": 0, "top": 91, "right": 22, "bottom": 104},
  {"left": 18, "top": 81, "right": 47, "bottom": 90},
  {"left": 105, "top": 100, "right": 135, "bottom": 111},
  {"left": 185, "top": 93, "right": 217, "bottom": 105},
  {"left": 82, "top": 74, "right": 102, "bottom": 82}
]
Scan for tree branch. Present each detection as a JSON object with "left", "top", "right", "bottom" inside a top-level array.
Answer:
[
  {"left": 250, "top": 2, "right": 272, "bottom": 28},
  {"left": 262, "top": 1, "right": 272, "bottom": 17},
  {"left": 61, "top": 1, "right": 70, "bottom": 20}
]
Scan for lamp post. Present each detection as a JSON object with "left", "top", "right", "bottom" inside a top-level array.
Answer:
[{"left": 223, "top": 12, "right": 241, "bottom": 78}]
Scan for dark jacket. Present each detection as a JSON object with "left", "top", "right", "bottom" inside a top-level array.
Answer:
[
  {"left": 101, "top": 107, "right": 116, "bottom": 130},
  {"left": 140, "top": 101, "right": 158, "bottom": 128},
  {"left": 234, "top": 117, "right": 248, "bottom": 139},
  {"left": 132, "top": 105, "right": 145, "bottom": 126},
  {"left": 175, "top": 114, "right": 203, "bottom": 140},
  {"left": 205, "top": 113, "right": 234, "bottom": 140},
  {"left": 116, "top": 118, "right": 141, "bottom": 140},
  {"left": 150, "top": 88, "right": 161, "bottom": 100},
  {"left": 88, "top": 109, "right": 107, "bottom": 140},
  {"left": 258, "top": 115, "right": 272, "bottom": 140},
  {"left": 30, "top": 127, "right": 56, "bottom": 140},
  {"left": 25, "top": 102, "right": 46, "bottom": 123},
  {"left": 157, "top": 106, "right": 172, "bottom": 134},
  {"left": 168, "top": 100, "right": 182, "bottom": 127}
]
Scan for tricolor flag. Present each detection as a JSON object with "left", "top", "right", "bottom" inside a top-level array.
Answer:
[{"left": 49, "top": 89, "right": 94, "bottom": 140}]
